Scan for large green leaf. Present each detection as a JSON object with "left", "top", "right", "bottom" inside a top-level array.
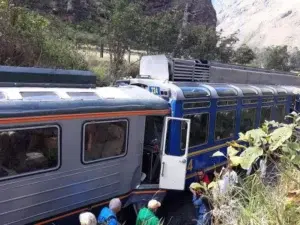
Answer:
[
  {"left": 287, "top": 142, "right": 300, "bottom": 152},
  {"left": 239, "top": 146, "right": 264, "bottom": 169},
  {"left": 238, "top": 132, "right": 249, "bottom": 142},
  {"left": 230, "top": 156, "right": 242, "bottom": 166},
  {"left": 212, "top": 151, "right": 226, "bottom": 157},
  {"left": 227, "top": 146, "right": 239, "bottom": 157},
  {"left": 291, "top": 155, "right": 300, "bottom": 166},
  {"left": 246, "top": 129, "right": 267, "bottom": 146},
  {"left": 208, "top": 181, "right": 218, "bottom": 190},
  {"left": 265, "top": 120, "right": 280, "bottom": 128},
  {"left": 269, "top": 126, "right": 293, "bottom": 151}
]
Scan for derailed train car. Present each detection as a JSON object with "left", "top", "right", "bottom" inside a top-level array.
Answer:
[{"left": 0, "top": 66, "right": 185, "bottom": 225}]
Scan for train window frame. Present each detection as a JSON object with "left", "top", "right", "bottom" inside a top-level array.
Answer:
[
  {"left": 277, "top": 97, "right": 287, "bottom": 102},
  {"left": 82, "top": 119, "right": 129, "bottom": 164},
  {"left": 214, "top": 110, "right": 237, "bottom": 141},
  {"left": 240, "top": 108, "right": 257, "bottom": 134},
  {"left": 217, "top": 99, "right": 238, "bottom": 107},
  {"left": 0, "top": 124, "right": 61, "bottom": 181},
  {"left": 262, "top": 97, "right": 274, "bottom": 103},
  {"left": 276, "top": 104, "right": 286, "bottom": 123},
  {"left": 242, "top": 99, "right": 258, "bottom": 105},
  {"left": 182, "top": 101, "right": 211, "bottom": 110},
  {"left": 67, "top": 92, "right": 100, "bottom": 100},
  {"left": 260, "top": 106, "right": 272, "bottom": 125},
  {"left": 20, "top": 91, "right": 61, "bottom": 101},
  {"left": 181, "top": 112, "right": 210, "bottom": 150}
]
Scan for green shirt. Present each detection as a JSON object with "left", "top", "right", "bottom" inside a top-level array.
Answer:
[{"left": 136, "top": 208, "right": 160, "bottom": 225}]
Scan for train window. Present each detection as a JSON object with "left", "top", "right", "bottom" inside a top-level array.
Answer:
[
  {"left": 212, "top": 86, "right": 238, "bottom": 97},
  {"left": 67, "top": 92, "right": 100, "bottom": 100},
  {"left": 83, "top": 120, "right": 127, "bottom": 163},
  {"left": 243, "top": 99, "right": 258, "bottom": 105},
  {"left": 215, "top": 110, "right": 236, "bottom": 140},
  {"left": 277, "top": 105, "right": 286, "bottom": 123},
  {"left": 217, "top": 100, "right": 237, "bottom": 107},
  {"left": 262, "top": 98, "right": 274, "bottom": 103},
  {"left": 260, "top": 87, "right": 274, "bottom": 96},
  {"left": 144, "top": 116, "right": 165, "bottom": 147},
  {"left": 240, "top": 108, "right": 257, "bottom": 133},
  {"left": 260, "top": 107, "right": 272, "bottom": 125},
  {"left": 0, "top": 126, "right": 59, "bottom": 179},
  {"left": 183, "top": 102, "right": 211, "bottom": 109},
  {"left": 240, "top": 86, "right": 258, "bottom": 96},
  {"left": 20, "top": 92, "right": 60, "bottom": 101},
  {"left": 277, "top": 97, "right": 287, "bottom": 102},
  {"left": 181, "top": 113, "right": 209, "bottom": 147},
  {"left": 276, "top": 88, "right": 287, "bottom": 95}
]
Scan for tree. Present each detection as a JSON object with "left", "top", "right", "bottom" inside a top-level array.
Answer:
[
  {"left": 99, "top": 0, "right": 143, "bottom": 79},
  {"left": 139, "top": 10, "right": 181, "bottom": 54},
  {"left": 215, "top": 34, "right": 239, "bottom": 63},
  {"left": 263, "top": 45, "right": 290, "bottom": 71},
  {"left": 233, "top": 44, "right": 255, "bottom": 65},
  {"left": 289, "top": 47, "right": 300, "bottom": 70},
  {"left": 179, "top": 25, "right": 219, "bottom": 60}
]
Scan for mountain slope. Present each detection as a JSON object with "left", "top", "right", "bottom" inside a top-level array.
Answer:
[{"left": 215, "top": 0, "right": 300, "bottom": 48}]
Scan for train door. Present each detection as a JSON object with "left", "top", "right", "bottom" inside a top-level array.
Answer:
[{"left": 159, "top": 117, "right": 191, "bottom": 190}]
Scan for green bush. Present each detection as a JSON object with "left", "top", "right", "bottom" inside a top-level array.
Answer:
[{"left": 0, "top": 1, "right": 87, "bottom": 70}]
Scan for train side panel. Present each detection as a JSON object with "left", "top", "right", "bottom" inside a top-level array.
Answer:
[{"left": 0, "top": 116, "right": 145, "bottom": 225}]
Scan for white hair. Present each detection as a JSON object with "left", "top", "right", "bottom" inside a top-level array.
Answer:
[
  {"left": 109, "top": 198, "right": 122, "bottom": 211},
  {"left": 79, "top": 212, "right": 97, "bottom": 225}
]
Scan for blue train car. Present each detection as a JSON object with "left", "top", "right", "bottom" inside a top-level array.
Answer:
[
  {"left": 116, "top": 55, "right": 300, "bottom": 188},
  {"left": 116, "top": 78, "right": 299, "bottom": 186}
]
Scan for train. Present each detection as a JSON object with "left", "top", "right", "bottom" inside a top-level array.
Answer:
[{"left": 0, "top": 55, "right": 299, "bottom": 225}]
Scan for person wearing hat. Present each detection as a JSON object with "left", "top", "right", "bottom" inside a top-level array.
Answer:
[
  {"left": 189, "top": 183, "right": 212, "bottom": 225},
  {"left": 136, "top": 199, "right": 162, "bottom": 225}
]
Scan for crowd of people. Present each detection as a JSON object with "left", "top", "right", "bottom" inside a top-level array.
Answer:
[
  {"left": 78, "top": 162, "right": 239, "bottom": 225},
  {"left": 78, "top": 198, "right": 162, "bottom": 225},
  {"left": 189, "top": 162, "right": 239, "bottom": 225}
]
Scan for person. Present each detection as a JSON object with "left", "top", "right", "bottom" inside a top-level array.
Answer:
[
  {"left": 79, "top": 212, "right": 97, "bottom": 225},
  {"left": 195, "top": 169, "right": 210, "bottom": 185},
  {"left": 98, "top": 198, "right": 122, "bottom": 225},
  {"left": 136, "top": 199, "right": 161, "bottom": 225},
  {"left": 221, "top": 162, "right": 238, "bottom": 186},
  {"left": 189, "top": 183, "right": 212, "bottom": 225},
  {"left": 214, "top": 161, "right": 238, "bottom": 185}
]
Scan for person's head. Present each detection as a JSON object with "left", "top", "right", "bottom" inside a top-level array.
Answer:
[
  {"left": 79, "top": 212, "right": 97, "bottom": 225},
  {"left": 147, "top": 199, "right": 161, "bottom": 212},
  {"left": 109, "top": 198, "right": 122, "bottom": 214},
  {"left": 196, "top": 169, "right": 205, "bottom": 180},
  {"left": 227, "top": 161, "right": 234, "bottom": 171}
]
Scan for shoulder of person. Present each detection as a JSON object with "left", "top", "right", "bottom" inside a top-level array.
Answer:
[
  {"left": 108, "top": 217, "right": 118, "bottom": 225},
  {"left": 149, "top": 215, "right": 159, "bottom": 224}
]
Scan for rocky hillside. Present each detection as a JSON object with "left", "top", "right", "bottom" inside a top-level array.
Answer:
[
  {"left": 145, "top": 0, "right": 217, "bottom": 27},
  {"left": 14, "top": 0, "right": 217, "bottom": 28},
  {"left": 215, "top": 0, "right": 300, "bottom": 48}
]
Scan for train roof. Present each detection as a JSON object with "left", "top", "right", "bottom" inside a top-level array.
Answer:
[
  {"left": 139, "top": 55, "right": 300, "bottom": 86},
  {"left": 116, "top": 78, "right": 300, "bottom": 100},
  {"left": 0, "top": 85, "right": 169, "bottom": 118},
  {"left": 0, "top": 65, "right": 96, "bottom": 88}
]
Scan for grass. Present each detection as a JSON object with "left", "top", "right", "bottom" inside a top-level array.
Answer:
[
  {"left": 78, "top": 46, "right": 142, "bottom": 83},
  {"left": 212, "top": 165, "right": 300, "bottom": 225}
]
